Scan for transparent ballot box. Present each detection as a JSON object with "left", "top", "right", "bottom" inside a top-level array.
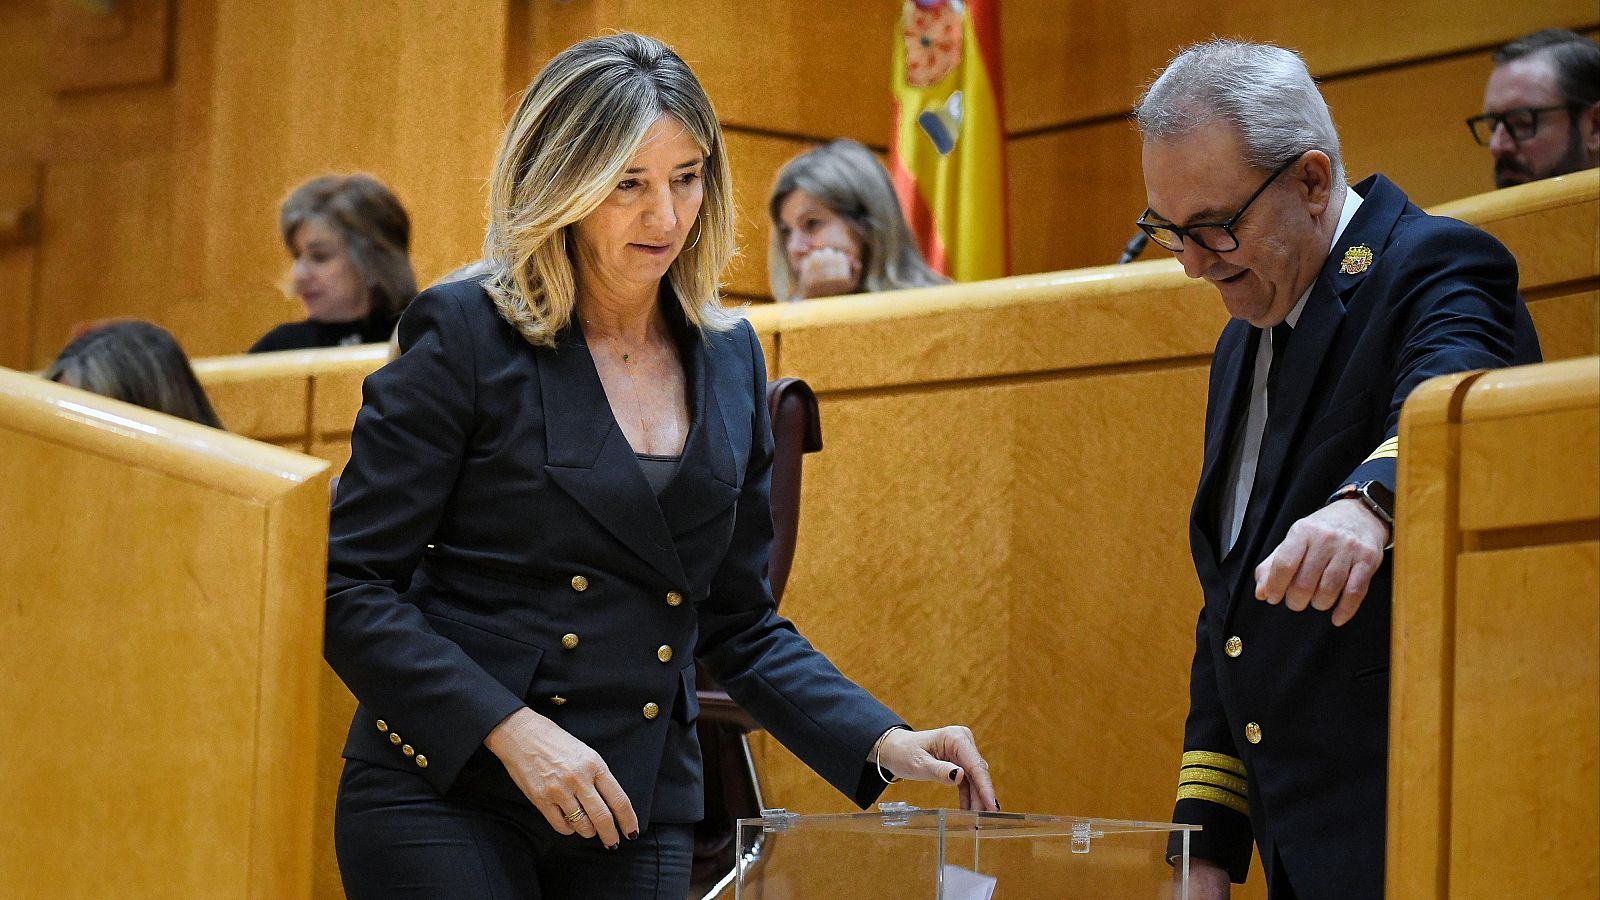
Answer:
[{"left": 736, "top": 803, "right": 1197, "bottom": 899}]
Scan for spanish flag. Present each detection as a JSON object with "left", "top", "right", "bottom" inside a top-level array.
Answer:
[{"left": 889, "top": 0, "right": 1008, "bottom": 281}]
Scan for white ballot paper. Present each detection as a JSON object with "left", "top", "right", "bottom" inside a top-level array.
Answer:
[{"left": 941, "top": 864, "right": 998, "bottom": 900}]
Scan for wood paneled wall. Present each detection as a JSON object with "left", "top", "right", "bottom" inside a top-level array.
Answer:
[
  {"left": 1008, "top": 11, "right": 1600, "bottom": 273},
  {"left": 0, "top": 1, "right": 1594, "bottom": 370},
  {"left": 176, "top": 0, "right": 511, "bottom": 358},
  {"left": 0, "top": 1, "right": 47, "bottom": 369},
  {"left": 1389, "top": 357, "right": 1600, "bottom": 900},
  {"left": 1, "top": 0, "right": 511, "bottom": 370}
]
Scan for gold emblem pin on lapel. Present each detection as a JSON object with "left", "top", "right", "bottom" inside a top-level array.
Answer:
[{"left": 1340, "top": 244, "right": 1374, "bottom": 275}]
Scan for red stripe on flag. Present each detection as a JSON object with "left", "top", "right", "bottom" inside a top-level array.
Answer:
[
  {"left": 888, "top": 139, "right": 948, "bottom": 275},
  {"left": 968, "top": 0, "right": 1004, "bottom": 114}
]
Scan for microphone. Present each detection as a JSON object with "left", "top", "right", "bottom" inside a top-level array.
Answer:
[{"left": 1117, "top": 231, "right": 1149, "bottom": 264}]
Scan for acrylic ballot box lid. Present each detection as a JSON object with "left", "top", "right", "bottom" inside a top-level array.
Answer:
[{"left": 735, "top": 803, "right": 1198, "bottom": 899}]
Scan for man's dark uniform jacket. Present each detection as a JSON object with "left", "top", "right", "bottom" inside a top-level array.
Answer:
[
  {"left": 1171, "top": 174, "right": 1542, "bottom": 898},
  {"left": 324, "top": 279, "right": 903, "bottom": 826}
]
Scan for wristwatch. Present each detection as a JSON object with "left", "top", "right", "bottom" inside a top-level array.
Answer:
[{"left": 1330, "top": 480, "right": 1395, "bottom": 549}]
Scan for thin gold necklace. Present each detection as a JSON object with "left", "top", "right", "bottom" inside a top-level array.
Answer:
[{"left": 588, "top": 324, "right": 651, "bottom": 451}]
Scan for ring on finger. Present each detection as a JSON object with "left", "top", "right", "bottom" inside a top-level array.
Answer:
[{"left": 564, "top": 808, "right": 587, "bottom": 823}]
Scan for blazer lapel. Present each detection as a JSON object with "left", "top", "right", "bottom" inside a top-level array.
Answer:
[
  {"left": 656, "top": 334, "right": 739, "bottom": 538},
  {"left": 1191, "top": 320, "right": 1257, "bottom": 566},
  {"left": 538, "top": 327, "right": 689, "bottom": 589},
  {"left": 1232, "top": 178, "right": 1401, "bottom": 562}
]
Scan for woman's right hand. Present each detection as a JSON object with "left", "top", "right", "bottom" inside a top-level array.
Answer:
[
  {"left": 796, "top": 246, "right": 862, "bottom": 298},
  {"left": 484, "top": 707, "right": 639, "bottom": 848}
]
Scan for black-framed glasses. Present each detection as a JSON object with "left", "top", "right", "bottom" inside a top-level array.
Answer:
[
  {"left": 1465, "top": 104, "right": 1580, "bottom": 146},
  {"left": 1136, "top": 154, "right": 1301, "bottom": 254}
]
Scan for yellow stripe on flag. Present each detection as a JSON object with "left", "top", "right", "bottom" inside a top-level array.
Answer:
[{"left": 889, "top": 0, "right": 1007, "bottom": 282}]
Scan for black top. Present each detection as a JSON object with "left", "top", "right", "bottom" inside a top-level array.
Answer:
[
  {"left": 248, "top": 314, "right": 396, "bottom": 354},
  {"left": 635, "top": 453, "right": 681, "bottom": 495}
]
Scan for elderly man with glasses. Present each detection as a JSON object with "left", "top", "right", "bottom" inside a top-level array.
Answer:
[
  {"left": 1470, "top": 28, "right": 1600, "bottom": 189},
  {"left": 1135, "top": 39, "right": 1541, "bottom": 900}
]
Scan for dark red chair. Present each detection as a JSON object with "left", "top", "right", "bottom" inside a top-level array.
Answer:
[{"left": 691, "top": 377, "right": 823, "bottom": 896}]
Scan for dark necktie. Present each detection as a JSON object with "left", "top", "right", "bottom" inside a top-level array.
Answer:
[{"left": 1266, "top": 322, "right": 1293, "bottom": 411}]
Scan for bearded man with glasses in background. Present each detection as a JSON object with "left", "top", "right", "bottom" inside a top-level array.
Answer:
[
  {"left": 1470, "top": 28, "right": 1600, "bottom": 189},
  {"left": 1135, "top": 39, "right": 1542, "bottom": 900}
]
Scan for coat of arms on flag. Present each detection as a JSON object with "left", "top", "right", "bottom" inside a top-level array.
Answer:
[{"left": 889, "top": 0, "right": 1008, "bottom": 281}]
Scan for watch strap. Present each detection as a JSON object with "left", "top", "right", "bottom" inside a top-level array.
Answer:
[{"left": 1332, "top": 481, "right": 1395, "bottom": 550}]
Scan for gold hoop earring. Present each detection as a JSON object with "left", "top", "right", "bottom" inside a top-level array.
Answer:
[{"left": 685, "top": 220, "right": 702, "bottom": 251}]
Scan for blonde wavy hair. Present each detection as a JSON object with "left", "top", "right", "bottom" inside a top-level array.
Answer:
[{"left": 483, "top": 33, "right": 738, "bottom": 346}]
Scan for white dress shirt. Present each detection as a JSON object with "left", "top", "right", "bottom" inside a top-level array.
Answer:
[{"left": 1218, "top": 187, "right": 1364, "bottom": 556}]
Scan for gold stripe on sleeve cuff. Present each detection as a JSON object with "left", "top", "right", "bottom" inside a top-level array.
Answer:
[
  {"left": 1180, "top": 766, "right": 1248, "bottom": 797},
  {"left": 1181, "top": 750, "right": 1245, "bottom": 777},
  {"left": 1177, "top": 783, "right": 1250, "bottom": 817},
  {"left": 1363, "top": 436, "right": 1399, "bottom": 464}
]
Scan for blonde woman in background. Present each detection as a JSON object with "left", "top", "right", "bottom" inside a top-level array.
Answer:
[{"left": 768, "top": 138, "right": 947, "bottom": 301}]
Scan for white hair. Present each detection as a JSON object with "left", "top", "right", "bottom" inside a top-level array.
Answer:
[{"left": 1135, "top": 39, "right": 1346, "bottom": 190}]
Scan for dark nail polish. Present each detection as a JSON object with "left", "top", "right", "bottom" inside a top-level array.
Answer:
[
  {"left": 995, "top": 801, "right": 1002, "bottom": 811},
  {"left": 627, "top": 831, "right": 640, "bottom": 841},
  {"left": 606, "top": 843, "right": 619, "bottom": 851},
  {"left": 948, "top": 768, "right": 960, "bottom": 782}
]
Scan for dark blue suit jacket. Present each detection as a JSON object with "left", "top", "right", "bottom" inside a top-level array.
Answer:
[
  {"left": 325, "top": 278, "right": 902, "bottom": 824},
  {"left": 1171, "top": 175, "right": 1541, "bottom": 898}
]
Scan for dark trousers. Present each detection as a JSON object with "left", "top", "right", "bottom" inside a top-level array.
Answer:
[{"left": 335, "top": 759, "right": 694, "bottom": 900}]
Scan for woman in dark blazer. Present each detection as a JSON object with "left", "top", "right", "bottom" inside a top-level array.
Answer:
[{"left": 325, "top": 33, "right": 997, "bottom": 899}]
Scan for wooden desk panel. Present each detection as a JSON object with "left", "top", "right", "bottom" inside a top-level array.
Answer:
[
  {"left": 1433, "top": 170, "right": 1600, "bottom": 293},
  {"left": 1528, "top": 291, "right": 1600, "bottom": 364},
  {"left": 1451, "top": 542, "right": 1600, "bottom": 900},
  {"left": 205, "top": 373, "right": 311, "bottom": 446},
  {"left": 1390, "top": 357, "right": 1600, "bottom": 900},
  {"left": 0, "top": 369, "right": 329, "bottom": 899},
  {"left": 1458, "top": 404, "right": 1600, "bottom": 532}
]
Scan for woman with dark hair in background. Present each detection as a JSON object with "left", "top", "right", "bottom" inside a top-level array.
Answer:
[
  {"left": 46, "top": 320, "right": 223, "bottom": 429},
  {"left": 249, "top": 173, "right": 417, "bottom": 353},
  {"left": 768, "top": 138, "right": 948, "bottom": 301}
]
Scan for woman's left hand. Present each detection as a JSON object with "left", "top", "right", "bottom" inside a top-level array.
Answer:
[{"left": 877, "top": 725, "right": 999, "bottom": 812}]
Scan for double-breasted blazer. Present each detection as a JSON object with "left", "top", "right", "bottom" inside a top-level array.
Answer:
[
  {"left": 1170, "top": 175, "right": 1541, "bottom": 898},
  {"left": 325, "top": 278, "right": 903, "bottom": 825}
]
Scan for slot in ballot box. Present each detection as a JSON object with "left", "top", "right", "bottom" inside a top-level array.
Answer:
[{"left": 736, "top": 803, "right": 1196, "bottom": 898}]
